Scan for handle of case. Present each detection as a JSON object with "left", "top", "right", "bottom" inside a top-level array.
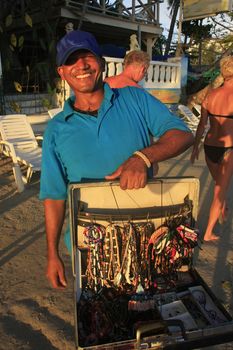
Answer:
[
  {"left": 136, "top": 319, "right": 187, "bottom": 348},
  {"left": 136, "top": 320, "right": 166, "bottom": 346}
]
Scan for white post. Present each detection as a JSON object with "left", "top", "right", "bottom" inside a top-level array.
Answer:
[{"left": 143, "top": 37, "right": 157, "bottom": 60}]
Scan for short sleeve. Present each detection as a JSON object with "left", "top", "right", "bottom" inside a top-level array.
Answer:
[
  {"left": 39, "top": 125, "right": 68, "bottom": 200},
  {"left": 139, "top": 90, "right": 191, "bottom": 137}
]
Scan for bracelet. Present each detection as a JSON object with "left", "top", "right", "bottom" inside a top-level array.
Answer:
[{"left": 133, "top": 151, "right": 151, "bottom": 168}]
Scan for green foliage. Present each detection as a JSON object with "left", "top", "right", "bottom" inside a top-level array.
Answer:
[
  {"left": 0, "top": 2, "right": 59, "bottom": 93},
  {"left": 9, "top": 100, "right": 21, "bottom": 113},
  {"left": 41, "top": 98, "right": 52, "bottom": 109},
  {"left": 182, "top": 20, "right": 213, "bottom": 42},
  {"left": 10, "top": 33, "right": 17, "bottom": 47},
  {"left": 221, "top": 34, "right": 233, "bottom": 43},
  {"left": 5, "top": 15, "right": 12, "bottom": 27},
  {"left": 25, "top": 13, "right": 33, "bottom": 28},
  {"left": 46, "top": 82, "right": 55, "bottom": 95},
  {"left": 202, "top": 69, "right": 220, "bottom": 83},
  {"left": 41, "top": 83, "right": 56, "bottom": 110},
  {"left": 153, "top": 35, "right": 167, "bottom": 55},
  {"left": 18, "top": 36, "right": 24, "bottom": 47}
]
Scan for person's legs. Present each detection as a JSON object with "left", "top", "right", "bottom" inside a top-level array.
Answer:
[
  {"left": 204, "top": 151, "right": 233, "bottom": 241},
  {"left": 205, "top": 154, "right": 219, "bottom": 181},
  {"left": 204, "top": 153, "right": 227, "bottom": 221}
]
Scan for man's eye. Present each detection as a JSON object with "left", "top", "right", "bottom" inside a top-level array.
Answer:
[
  {"left": 65, "top": 55, "right": 95, "bottom": 66},
  {"left": 65, "top": 57, "right": 78, "bottom": 65}
]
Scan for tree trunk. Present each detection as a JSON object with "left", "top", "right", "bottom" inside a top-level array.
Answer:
[{"left": 164, "top": 0, "right": 179, "bottom": 56}]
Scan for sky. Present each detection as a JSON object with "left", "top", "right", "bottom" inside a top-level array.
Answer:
[
  {"left": 160, "top": 1, "right": 172, "bottom": 34},
  {"left": 160, "top": 1, "right": 233, "bottom": 42}
]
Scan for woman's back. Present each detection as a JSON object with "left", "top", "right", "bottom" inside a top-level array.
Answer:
[{"left": 202, "top": 78, "right": 233, "bottom": 146}]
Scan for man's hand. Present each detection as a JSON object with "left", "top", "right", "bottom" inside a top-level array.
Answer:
[
  {"left": 46, "top": 255, "right": 67, "bottom": 289},
  {"left": 105, "top": 155, "right": 147, "bottom": 189}
]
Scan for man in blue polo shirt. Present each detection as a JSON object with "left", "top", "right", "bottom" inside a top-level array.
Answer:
[{"left": 40, "top": 30, "right": 193, "bottom": 289}]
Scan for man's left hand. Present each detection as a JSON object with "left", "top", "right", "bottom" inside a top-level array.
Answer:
[{"left": 105, "top": 155, "right": 147, "bottom": 190}]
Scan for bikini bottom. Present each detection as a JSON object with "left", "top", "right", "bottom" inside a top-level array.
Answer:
[{"left": 204, "top": 144, "right": 233, "bottom": 164}]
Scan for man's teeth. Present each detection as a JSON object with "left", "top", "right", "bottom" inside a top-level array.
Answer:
[{"left": 75, "top": 73, "right": 91, "bottom": 78}]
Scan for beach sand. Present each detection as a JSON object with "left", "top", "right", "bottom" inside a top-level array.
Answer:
[{"left": 0, "top": 140, "right": 233, "bottom": 349}]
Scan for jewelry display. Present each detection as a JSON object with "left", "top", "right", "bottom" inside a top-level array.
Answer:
[
  {"left": 70, "top": 180, "right": 233, "bottom": 349},
  {"left": 77, "top": 213, "right": 204, "bottom": 347},
  {"left": 82, "top": 216, "right": 199, "bottom": 293}
]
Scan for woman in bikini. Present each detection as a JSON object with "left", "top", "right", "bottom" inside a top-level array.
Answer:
[{"left": 190, "top": 55, "right": 233, "bottom": 241}]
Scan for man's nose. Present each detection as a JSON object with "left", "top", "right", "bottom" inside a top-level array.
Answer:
[{"left": 75, "top": 57, "right": 89, "bottom": 69}]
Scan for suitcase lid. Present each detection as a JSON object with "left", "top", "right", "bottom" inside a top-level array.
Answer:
[{"left": 69, "top": 177, "right": 200, "bottom": 275}]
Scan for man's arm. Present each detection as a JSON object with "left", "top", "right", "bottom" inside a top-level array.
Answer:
[
  {"left": 141, "top": 129, "right": 193, "bottom": 164},
  {"left": 106, "top": 129, "right": 194, "bottom": 189},
  {"left": 44, "top": 199, "right": 67, "bottom": 289}
]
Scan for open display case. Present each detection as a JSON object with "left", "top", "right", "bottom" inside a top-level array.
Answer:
[{"left": 69, "top": 178, "right": 233, "bottom": 350}]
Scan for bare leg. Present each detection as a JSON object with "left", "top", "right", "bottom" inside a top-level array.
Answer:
[
  {"left": 219, "top": 200, "right": 228, "bottom": 224},
  {"left": 204, "top": 151, "right": 233, "bottom": 241},
  {"left": 205, "top": 155, "right": 227, "bottom": 224},
  {"left": 204, "top": 156, "right": 221, "bottom": 241}
]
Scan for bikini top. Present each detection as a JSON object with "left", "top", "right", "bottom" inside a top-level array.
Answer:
[{"left": 209, "top": 112, "right": 233, "bottom": 119}]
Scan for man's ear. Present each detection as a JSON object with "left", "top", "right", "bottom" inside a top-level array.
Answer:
[
  {"left": 141, "top": 65, "right": 148, "bottom": 78},
  {"left": 142, "top": 65, "right": 148, "bottom": 74},
  {"left": 57, "top": 66, "right": 65, "bottom": 80}
]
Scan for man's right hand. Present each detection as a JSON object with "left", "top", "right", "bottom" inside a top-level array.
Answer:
[
  {"left": 105, "top": 154, "right": 148, "bottom": 190},
  {"left": 46, "top": 255, "right": 67, "bottom": 289}
]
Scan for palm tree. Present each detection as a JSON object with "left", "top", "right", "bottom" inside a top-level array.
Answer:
[{"left": 164, "top": 0, "right": 180, "bottom": 56}]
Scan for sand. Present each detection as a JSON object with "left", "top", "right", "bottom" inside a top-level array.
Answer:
[
  {"left": 0, "top": 141, "right": 233, "bottom": 350},
  {"left": 0, "top": 157, "right": 74, "bottom": 350}
]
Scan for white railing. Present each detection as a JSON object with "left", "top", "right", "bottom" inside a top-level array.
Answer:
[
  {"left": 103, "top": 57, "right": 124, "bottom": 78},
  {"left": 104, "top": 56, "right": 182, "bottom": 89}
]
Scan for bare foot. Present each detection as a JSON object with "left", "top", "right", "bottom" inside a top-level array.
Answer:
[{"left": 204, "top": 233, "right": 219, "bottom": 242}]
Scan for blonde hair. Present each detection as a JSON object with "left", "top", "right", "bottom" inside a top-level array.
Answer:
[
  {"left": 219, "top": 55, "right": 233, "bottom": 79},
  {"left": 123, "top": 50, "right": 150, "bottom": 68}
]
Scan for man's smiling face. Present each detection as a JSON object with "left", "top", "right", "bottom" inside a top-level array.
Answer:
[{"left": 57, "top": 50, "right": 105, "bottom": 93}]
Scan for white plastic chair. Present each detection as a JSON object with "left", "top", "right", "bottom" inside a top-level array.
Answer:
[
  {"left": 48, "top": 107, "right": 62, "bottom": 118},
  {"left": 178, "top": 104, "right": 200, "bottom": 134},
  {"left": 0, "top": 114, "right": 42, "bottom": 192}
]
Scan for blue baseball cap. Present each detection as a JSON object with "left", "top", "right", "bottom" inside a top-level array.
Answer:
[{"left": 56, "top": 30, "right": 102, "bottom": 66}]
